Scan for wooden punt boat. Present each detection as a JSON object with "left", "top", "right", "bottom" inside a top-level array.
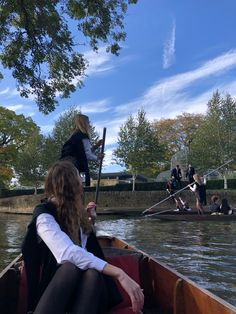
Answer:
[
  {"left": 149, "top": 212, "right": 236, "bottom": 221},
  {"left": 0, "top": 235, "right": 236, "bottom": 314}
]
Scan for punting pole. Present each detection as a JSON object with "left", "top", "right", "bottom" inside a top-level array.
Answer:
[
  {"left": 95, "top": 127, "right": 107, "bottom": 206},
  {"left": 142, "top": 159, "right": 233, "bottom": 217}
]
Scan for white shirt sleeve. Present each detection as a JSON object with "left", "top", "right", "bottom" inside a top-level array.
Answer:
[
  {"left": 190, "top": 183, "right": 197, "bottom": 192},
  {"left": 82, "top": 138, "right": 97, "bottom": 161},
  {"left": 36, "top": 213, "right": 107, "bottom": 272}
]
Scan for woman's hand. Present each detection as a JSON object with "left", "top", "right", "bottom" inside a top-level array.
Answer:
[
  {"left": 103, "top": 264, "right": 144, "bottom": 313},
  {"left": 96, "top": 139, "right": 103, "bottom": 147},
  {"left": 97, "top": 152, "right": 105, "bottom": 160},
  {"left": 117, "top": 269, "right": 144, "bottom": 313}
]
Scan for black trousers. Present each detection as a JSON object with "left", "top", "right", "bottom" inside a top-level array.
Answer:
[{"left": 34, "top": 263, "right": 108, "bottom": 314}]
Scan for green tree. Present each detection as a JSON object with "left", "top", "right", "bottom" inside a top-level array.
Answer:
[
  {"left": 190, "top": 91, "right": 236, "bottom": 174},
  {"left": 0, "top": 0, "right": 138, "bottom": 114},
  {"left": 14, "top": 130, "right": 46, "bottom": 193},
  {"left": 0, "top": 106, "right": 38, "bottom": 186},
  {"left": 113, "top": 108, "right": 163, "bottom": 188}
]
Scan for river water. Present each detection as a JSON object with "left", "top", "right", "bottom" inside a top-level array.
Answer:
[{"left": 0, "top": 213, "right": 236, "bottom": 307}]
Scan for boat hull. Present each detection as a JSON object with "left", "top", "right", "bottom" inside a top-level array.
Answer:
[
  {"left": 149, "top": 213, "right": 236, "bottom": 221},
  {"left": 0, "top": 236, "right": 236, "bottom": 314}
]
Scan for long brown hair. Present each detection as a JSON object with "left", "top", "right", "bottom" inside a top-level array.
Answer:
[
  {"left": 193, "top": 174, "right": 203, "bottom": 185},
  {"left": 44, "top": 161, "right": 91, "bottom": 244},
  {"left": 73, "top": 114, "right": 90, "bottom": 138}
]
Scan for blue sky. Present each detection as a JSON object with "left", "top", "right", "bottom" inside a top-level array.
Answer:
[{"left": 1, "top": 0, "right": 236, "bottom": 172}]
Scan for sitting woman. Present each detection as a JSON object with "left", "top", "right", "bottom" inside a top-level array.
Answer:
[
  {"left": 219, "top": 198, "right": 233, "bottom": 215},
  {"left": 208, "top": 195, "right": 221, "bottom": 213},
  {"left": 22, "top": 161, "right": 144, "bottom": 314}
]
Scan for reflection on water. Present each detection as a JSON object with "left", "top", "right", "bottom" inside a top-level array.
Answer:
[{"left": 0, "top": 213, "right": 236, "bottom": 306}]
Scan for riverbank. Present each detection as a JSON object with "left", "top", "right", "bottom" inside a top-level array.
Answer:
[{"left": 0, "top": 189, "right": 235, "bottom": 215}]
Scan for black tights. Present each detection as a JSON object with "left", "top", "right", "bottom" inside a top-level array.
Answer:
[{"left": 34, "top": 263, "right": 108, "bottom": 314}]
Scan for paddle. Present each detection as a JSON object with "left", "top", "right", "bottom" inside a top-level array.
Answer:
[
  {"left": 142, "top": 159, "right": 233, "bottom": 217},
  {"left": 95, "top": 127, "right": 106, "bottom": 206}
]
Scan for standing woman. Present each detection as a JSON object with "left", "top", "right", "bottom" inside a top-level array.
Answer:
[
  {"left": 22, "top": 161, "right": 144, "bottom": 314},
  {"left": 60, "top": 114, "right": 104, "bottom": 186},
  {"left": 189, "top": 174, "right": 207, "bottom": 215}
]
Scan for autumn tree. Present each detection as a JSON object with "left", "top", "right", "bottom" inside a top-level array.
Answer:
[
  {"left": 153, "top": 113, "right": 204, "bottom": 168},
  {"left": 0, "top": 106, "right": 38, "bottom": 187},
  {"left": 113, "top": 108, "right": 163, "bottom": 188},
  {"left": 0, "top": 0, "right": 138, "bottom": 114}
]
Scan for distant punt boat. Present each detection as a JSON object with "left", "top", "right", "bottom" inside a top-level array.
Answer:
[
  {"left": 148, "top": 212, "right": 236, "bottom": 221},
  {"left": 0, "top": 235, "right": 236, "bottom": 314}
]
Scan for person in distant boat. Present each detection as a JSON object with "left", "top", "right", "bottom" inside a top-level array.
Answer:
[
  {"left": 189, "top": 174, "right": 206, "bottom": 215},
  {"left": 173, "top": 195, "right": 192, "bottom": 212},
  {"left": 219, "top": 198, "right": 233, "bottom": 215},
  {"left": 60, "top": 113, "right": 104, "bottom": 186},
  {"left": 185, "top": 164, "right": 195, "bottom": 184},
  {"left": 166, "top": 178, "right": 175, "bottom": 194},
  {"left": 208, "top": 195, "right": 221, "bottom": 213},
  {"left": 22, "top": 161, "right": 144, "bottom": 314},
  {"left": 171, "top": 165, "right": 182, "bottom": 188},
  {"left": 178, "top": 196, "right": 192, "bottom": 212}
]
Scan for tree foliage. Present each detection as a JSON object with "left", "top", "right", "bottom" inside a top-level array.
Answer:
[
  {"left": 14, "top": 130, "right": 46, "bottom": 193},
  {"left": 0, "top": 0, "right": 138, "bottom": 114},
  {"left": 190, "top": 91, "right": 236, "bottom": 172},
  {"left": 0, "top": 106, "right": 38, "bottom": 186},
  {"left": 113, "top": 108, "right": 163, "bottom": 178},
  {"left": 153, "top": 113, "right": 204, "bottom": 168}
]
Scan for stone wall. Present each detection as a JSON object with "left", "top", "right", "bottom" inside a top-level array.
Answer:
[{"left": 0, "top": 190, "right": 235, "bottom": 214}]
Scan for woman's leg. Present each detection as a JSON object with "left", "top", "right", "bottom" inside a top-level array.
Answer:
[
  {"left": 34, "top": 263, "right": 82, "bottom": 314},
  {"left": 71, "top": 269, "right": 108, "bottom": 314},
  {"left": 196, "top": 199, "right": 204, "bottom": 215}
]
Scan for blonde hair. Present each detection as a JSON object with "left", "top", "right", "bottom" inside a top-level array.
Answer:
[
  {"left": 45, "top": 161, "right": 91, "bottom": 244},
  {"left": 193, "top": 174, "right": 202, "bottom": 185},
  {"left": 73, "top": 114, "right": 90, "bottom": 137}
]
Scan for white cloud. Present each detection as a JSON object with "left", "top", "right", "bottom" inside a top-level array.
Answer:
[
  {"left": 5, "top": 104, "right": 25, "bottom": 111},
  {"left": 163, "top": 20, "right": 176, "bottom": 69},
  {"left": 115, "top": 50, "right": 236, "bottom": 118},
  {"left": 84, "top": 47, "right": 115, "bottom": 76},
  {"left": 0, "top": 88, "right": 10, "bottom": 95},
  {"left": 97, "top": 49, "right": 236, "bottom": 163},
  {"left": 76, "top": 99, "right": 111, "bottom": 114}
]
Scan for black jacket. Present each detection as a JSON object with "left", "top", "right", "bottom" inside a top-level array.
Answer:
[
  {"left": 22, "top": 199, "right": 121, "bottom": 312},
  {"left": 171, "top": 167, "right": 182, "bottom": 180},
  {"left": 186, "top": 166, "right": 195, "bottom": 182},
  {"left": 60, "top": 131, "right": 89, "bottom": 172}
]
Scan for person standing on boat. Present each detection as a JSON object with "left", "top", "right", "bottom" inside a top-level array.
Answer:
[
  {"left": 185, "top": 164, "right": 195, "bottom": 184},
  {"left": 22, "top": 161, "right": 144, "bottom": 314},
  {"left": 60, "top": 113, "right": 104, "bottom": 186},
  {"left": 171, "top": 164, "right": 182, "bottom": 188},
  {"left": 189, "top": 174, "right": 206, "bottom": 215}
]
